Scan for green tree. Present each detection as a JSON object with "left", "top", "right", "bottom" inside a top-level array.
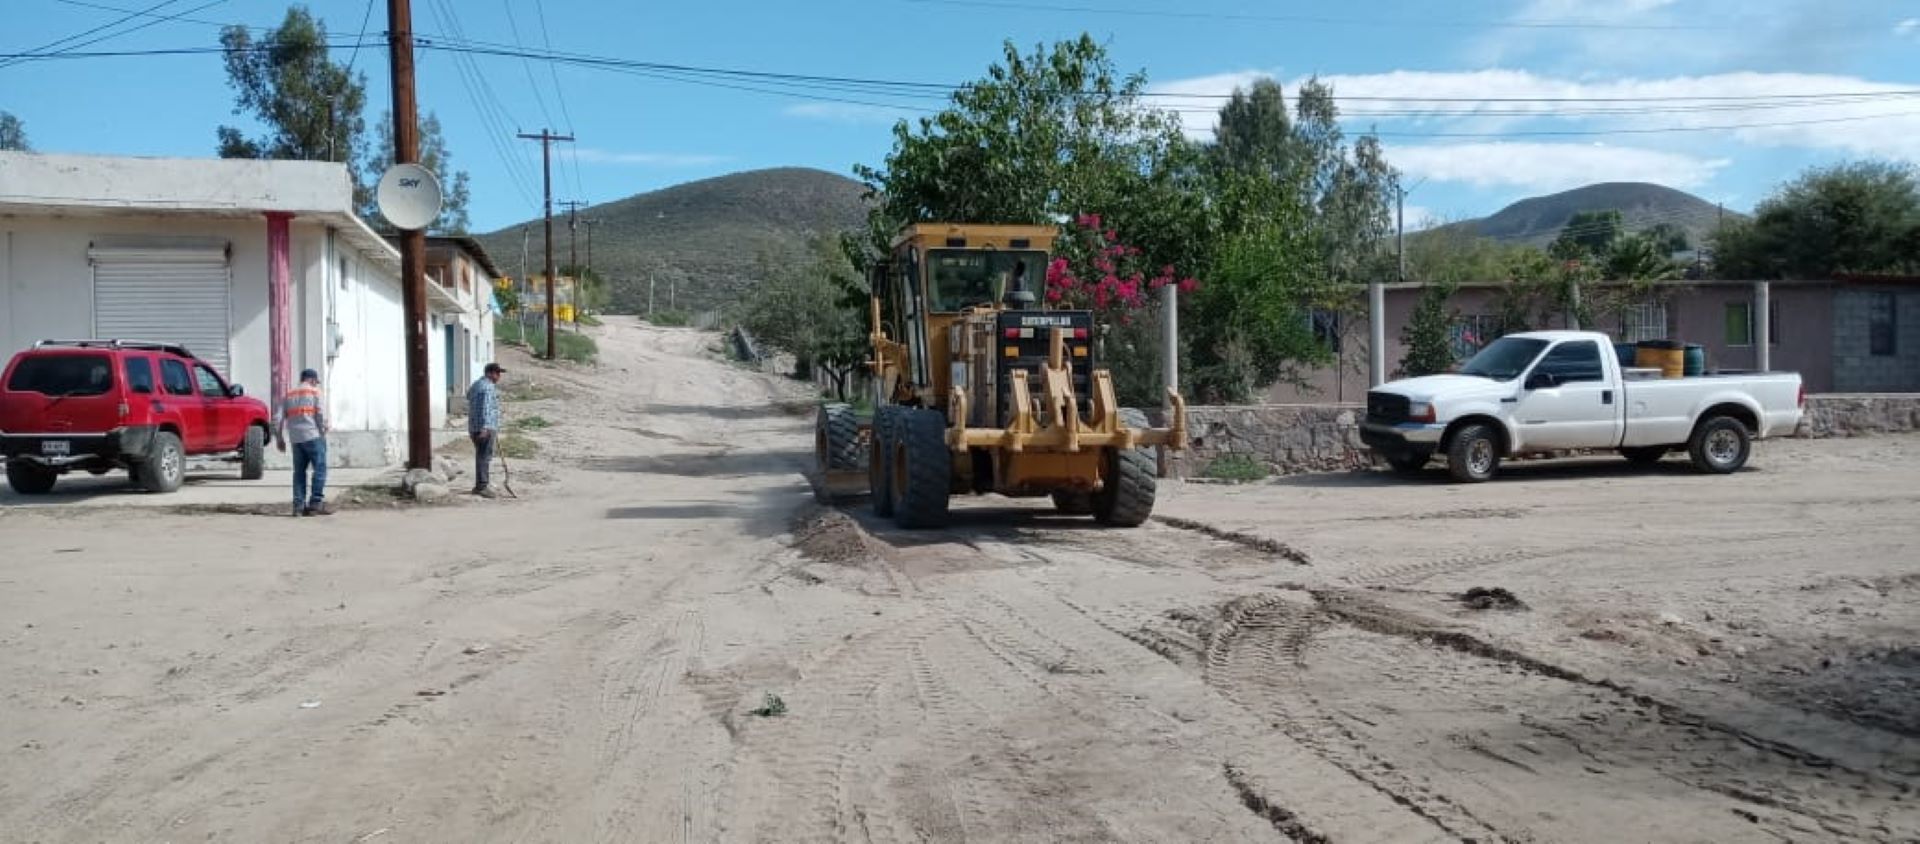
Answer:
[
  {"left": 217, "top": 6, "right": 365, "bottom": 177},
  {"left": 1549, "top": 209, "right": 1625, "bottom": 260},
  {"left": 359, "top": 110, "right": 473, "bottom": 234},
  {"left": 1603, "top": 233, "right": 1678, "bottom": 281},
  {"left": 1400, "top": 282, "right": 1458, "bottom": 377},
  {"left": 1641, "top": 222, "right": 1691, "bottom": 254},
  {"left": 738, "top": 236, "right": 866, "bottom": 394},
  {"left": 853, "top": 36, "right": 1199, "bottom": 269},
  {"left": 0, "top": 111, "right": 28, "bottom": 151},
  {"left": 1187, "top": 224, "right": 1328, "bottom": 402},
  {"left": 1198, "top": 77, "right": 1395, "bottom": 400},
  {"left": 1714, "top": 160, "right": 1920, "bottom": 278}
]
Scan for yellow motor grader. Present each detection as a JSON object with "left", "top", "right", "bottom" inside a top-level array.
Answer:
[{"left": 814, "top": 222, "right": 1188, "bottom": 529}]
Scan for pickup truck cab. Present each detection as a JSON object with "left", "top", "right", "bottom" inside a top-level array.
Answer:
[
  {"left": 0, "top": 339, "right": 271, "bottom": 495},
  {"left": 1362, "top": 330, "right": 1804, "bottom": 482}
]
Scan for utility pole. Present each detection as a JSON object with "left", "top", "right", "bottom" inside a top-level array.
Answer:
[
  {"left": 518, "top": 129, "right": 573, "bottom": 359},
  {"left": 581, "top": 218, "right": 599, "bottom": 274},
  {"left": 560, "top": 200, "right": 585, "bottom": 274},
  {"left": 649, "top": 273, "right": 655, "bottom": 316},
  {"left": 387, "top": 0, "right": 432, "bottom": 471}
]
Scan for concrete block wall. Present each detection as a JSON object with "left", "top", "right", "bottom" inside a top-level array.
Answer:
[{"left": 1832, "top": 290, "right": 1920, "bottom": 392}]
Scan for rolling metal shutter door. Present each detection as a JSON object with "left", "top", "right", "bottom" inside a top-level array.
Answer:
[{"left": 89, "top": 244, "right": 233, "bottom": 373}]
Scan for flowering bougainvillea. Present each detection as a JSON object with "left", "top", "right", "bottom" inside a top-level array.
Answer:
[{"left": 1044, "top": 213, "right": 1197, "bottom": 320}]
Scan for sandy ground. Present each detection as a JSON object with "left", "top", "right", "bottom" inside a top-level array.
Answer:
[{"left": 1, "top": 316, "right": 1914, "bottom": 843}]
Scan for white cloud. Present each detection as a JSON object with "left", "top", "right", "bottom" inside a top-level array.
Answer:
[
  {"left": 1150, "top": 68, "right": 1920, "bottom": 167},
  {"left": 1896, "top": 18, "right": 1920, "bottom": 38},
  {"left": 1388, "top": 142, "right": 1730, "bottom": 192},
  {"left": 571, "top": 148, "right": 730, "bottom": 167},
  {"left": 782, "top": 102, "right": 914, "bottom": 124}
]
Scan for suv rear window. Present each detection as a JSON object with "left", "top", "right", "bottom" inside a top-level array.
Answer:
[{"left": 5, "top": 354, "right": 116, "bottom": 397}]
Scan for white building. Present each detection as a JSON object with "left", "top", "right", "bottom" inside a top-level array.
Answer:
[
  {"left": 411, "top": 236, "right": 501, "bottom": 427},
  {"left": 0, "top": 151, "right": 408, "bottom": 466}
]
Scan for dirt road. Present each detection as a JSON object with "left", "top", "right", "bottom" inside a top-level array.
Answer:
[{"left": 2, "top": 317, "right": 1914, "bottom": 843}]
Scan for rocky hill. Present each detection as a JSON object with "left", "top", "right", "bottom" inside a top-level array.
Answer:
[
  {"left": 1436, "top": 182, "right": 1736, "bottom": 249},
  {"left": 475, "top": 167, "right": 869, "bottom": 315}
]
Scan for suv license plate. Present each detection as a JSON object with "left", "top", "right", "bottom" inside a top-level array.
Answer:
[{"left": 41, "top": 440, "right": 70, "bottom": 456}]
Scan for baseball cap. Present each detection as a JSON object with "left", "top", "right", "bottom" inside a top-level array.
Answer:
[
  {"left": 484, "top": 362, "right": 506, "bottom": 375},
  {"left": 299, "top": 368, "right": 320, "bottom": 382}
]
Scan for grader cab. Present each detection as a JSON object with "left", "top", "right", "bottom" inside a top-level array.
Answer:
[{"left": 814, "top": 223, "right": 1188, "bottom": 529}]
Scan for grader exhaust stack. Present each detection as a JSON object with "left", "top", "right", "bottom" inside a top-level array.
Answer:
[{"left": 813, "top": 222, "right": 1189, "bottom": 529}]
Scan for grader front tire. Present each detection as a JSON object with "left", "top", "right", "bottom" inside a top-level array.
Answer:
[
  {"left": 890, "top": 409, "right": 952, "bottom": 530},
  {"left": 1093, "top": 408, "right": 1156, "bottom": 527}
]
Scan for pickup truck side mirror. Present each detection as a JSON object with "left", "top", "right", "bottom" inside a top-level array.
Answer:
[
  {"left": 1525, "top": 371, "right": 1559, "bottom": 390},
  {"left": 228, "top": 383, "right": 245, "bottom": 398}
]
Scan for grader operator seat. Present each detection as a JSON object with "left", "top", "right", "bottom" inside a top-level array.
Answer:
[{"left": 1002, "top": 259, "right": 1037, "bottom": 308}]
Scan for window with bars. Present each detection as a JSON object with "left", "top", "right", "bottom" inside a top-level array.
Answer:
[
  {"left": 1870, "top": 292, "right": 1897, "bottom": 356},
  {"left": 1450, "top": 314, "right": 1501, "bottom": 360},
  {"left": 1621, "top": 303, "right": 1668, "bottom": 342}
]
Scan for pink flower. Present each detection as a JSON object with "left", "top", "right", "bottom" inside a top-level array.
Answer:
[
  {"left": 1045, "top": 288, "right": 1064, "bottom": 303},
  {"left": 1094, "top": 257, "right": 1115, "bottom": 273},
  {"left": 1161, "top": 265, "right": 1175, "bottom": 277},
  {"left": 1178, "top": 277, "right": 1199, "bottom": 293},
  {"left": 1104, "top": 229, "right": 1118, "bottom": 241},
  {"left": 1077, "top": 213, "right": 1103, "bottom": 231}
]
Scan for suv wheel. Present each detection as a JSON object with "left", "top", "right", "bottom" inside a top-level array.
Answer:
[
  {"left": 240, "top": 426, "right": 266, "bottom": 480},
  {"left": 139, "top": 432, "right": 186, "bottom": 493},
  {"left": 6, "top": 461, "right": 58, "bottom": 495}
]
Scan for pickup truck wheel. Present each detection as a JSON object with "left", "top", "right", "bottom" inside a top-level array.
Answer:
[
  {"left": 240, "top": 426, "right": 266, "bottom": 480},
  {"left": 6, "top": 461, "right": 58, "bottom": 495},
  {"left": 139, "top": 432, "right": 185, "bottom": 493},
  {"left": 1447, "top": 424, "right": 1501, "bottom": 483},
  {"left": 1621, "top": 446, "right": 1667, "bottom": 466},
  {"left": 1688, "top": 416, "right": 1750, "bottom": 474}
]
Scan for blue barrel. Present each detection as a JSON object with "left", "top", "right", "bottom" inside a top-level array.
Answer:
[
  {"left": 1683, "top": 343, "right": 1706, "bottom": 376},
  {"left": 1613, "top": 341, "right": 1638, "bottom": 368}
]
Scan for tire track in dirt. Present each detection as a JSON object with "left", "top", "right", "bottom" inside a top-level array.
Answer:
[
  {"left": 1197, "top": 595, "right": 1509, "bottom": 842},
  {"left": 1302, "top": 589, "right": 1915, "bottom": 841}
]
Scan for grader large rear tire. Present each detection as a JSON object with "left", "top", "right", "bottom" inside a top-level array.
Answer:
[
  {"left": 890, "top": 408, "right": 951, "bottom": 529},
  {"left": 1093, "top": 408, "right": 1156, "bottom": 527},
  {"left": 816, "top": 403, "right": 864, "bottom": 472}
]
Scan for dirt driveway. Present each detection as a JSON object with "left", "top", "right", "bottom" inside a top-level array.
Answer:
[{"left": 2, "top": 317, "right": 1913, "bottom": 843}]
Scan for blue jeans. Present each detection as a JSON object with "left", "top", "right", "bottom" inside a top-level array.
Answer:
[{"left": 293, "top": 439, "right": 328, "bottom": 509}]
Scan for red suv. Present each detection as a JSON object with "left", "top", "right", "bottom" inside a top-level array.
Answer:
[{"left": 0, "top": 340, "right": 271, "bottom": 495}]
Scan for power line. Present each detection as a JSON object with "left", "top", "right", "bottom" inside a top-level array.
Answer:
[
  {"left": 342, "top": 0, "right": 376, "bottom": 75},
  {"left": 900, "top": 0, "right": 1883, "bottom": 32},
  {"left": 497, "top": 0, "right": 558, "bottom": 130},
  {"left": 531, "top": 0, "right": 585, "bottom": 202},
  {"left": 422, "top": 0, "right": 537, "bottom": 206},
  {"left": 1, "top": 0, "right": 186, "bottom": 69},
  {"left": 1366, "top": 109, "right": 1920, "bottom": 139}
]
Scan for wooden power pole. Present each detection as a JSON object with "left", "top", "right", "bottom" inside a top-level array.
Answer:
[
  {"left": 518, "top": 129, "right": 573, "bottom": 359},
  {"left": 387, "top": 0, "right": 432, "bottom": 470}
]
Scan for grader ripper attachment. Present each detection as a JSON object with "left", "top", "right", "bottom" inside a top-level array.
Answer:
[{"left": 813, "top": 222, "right": 1188, "bottom": 529}]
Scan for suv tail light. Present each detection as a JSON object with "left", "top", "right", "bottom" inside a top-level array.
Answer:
[{"left": 1797, "top": 384, "right": 1805, "bottom": 408}]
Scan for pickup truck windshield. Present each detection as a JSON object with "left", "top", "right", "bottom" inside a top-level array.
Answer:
[{"left": 1458, "top": 337, "right": 1549, "bottom": 381}]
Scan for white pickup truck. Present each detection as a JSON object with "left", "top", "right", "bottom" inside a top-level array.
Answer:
[{"left": 1361, "top": 330, "right": 1804, "bottom": 482}]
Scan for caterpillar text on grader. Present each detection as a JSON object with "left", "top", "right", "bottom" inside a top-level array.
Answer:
[{"left": 814, "top": 223, "right": 1189, "bottom": 529}]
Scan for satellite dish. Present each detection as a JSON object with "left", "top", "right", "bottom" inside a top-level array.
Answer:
[{"left": 375, "top": 162, "right": 444, "bottom": 231}]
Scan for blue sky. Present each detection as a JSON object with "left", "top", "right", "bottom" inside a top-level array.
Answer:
[{"left": 4, "top": 0, "right": 1918, "bottom": 234}]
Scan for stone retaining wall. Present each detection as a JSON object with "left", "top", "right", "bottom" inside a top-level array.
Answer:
[
  {"left": 1142, "top": 393, "right": 1920, "bottom": 477},
  {"left": 1796, "top": 394, "right": 1920, "bottom": 438}
]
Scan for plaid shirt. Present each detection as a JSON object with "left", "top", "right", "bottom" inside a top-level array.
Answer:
[{"left": 467, "top": 377, "right": 501, "bottom": 433}]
